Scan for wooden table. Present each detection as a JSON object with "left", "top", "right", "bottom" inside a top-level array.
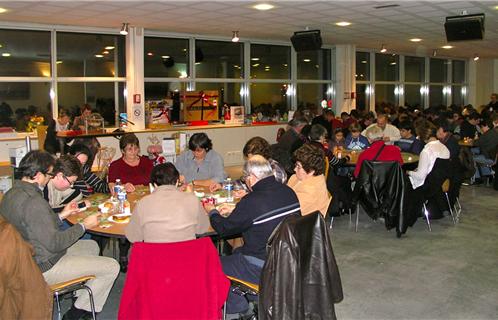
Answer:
[
  {"left": 339, "top": 150, "right": 419, "bottom": 166},
  {"left": 459, "top": 139, "right": 476, "bottom": 147},
  {"left": 57, "top": 129, "right": 125, "bottom": 138}
]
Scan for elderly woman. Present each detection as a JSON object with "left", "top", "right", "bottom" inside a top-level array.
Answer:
[
  {"left": 125, "top": 163, "right": 210, "bottom": 243},
  {"left": 287, "top": 144, "right": 331, "bottom": 216},
  {"left": 108, "top": 133, "right": 153, "bottom": 193},
  {"left": 175, "top": 133, "right": 224, "bottom": 187}
]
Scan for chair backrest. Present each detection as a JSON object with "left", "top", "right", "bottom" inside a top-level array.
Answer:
[
  {"left": 36, "top": 125, "right": 48, "bottom": 151},
  {"left": 118, "top": 237, "right": 229, "bottom": 320},
  {"left": 95, "top": 147, "right": 116, "bottom": 179},
  {"left": 259, "top": 212, "right": 343, "bottom": 320},
  {"left": 421, "top": 158, "right": 451, "bottom": 197}
]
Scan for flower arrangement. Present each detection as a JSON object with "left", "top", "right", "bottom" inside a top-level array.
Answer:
[{"left": 26, "top": 115, "right": 44, "bottom": 132}]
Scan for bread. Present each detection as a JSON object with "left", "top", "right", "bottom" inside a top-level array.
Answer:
[{"left": 112, "top": 214, "right": 130, "bottom": 223}]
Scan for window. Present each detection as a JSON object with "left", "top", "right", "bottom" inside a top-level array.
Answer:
[
  {"left": 356, "top": 52, "right": 370, "bottom": 81},
  {"left": 250, "top": 82, "right": 290, "bottom": 116},
  {"left": 429, "top": 85, "right": 444, "bottom": 107},
  {"left": 430, "top": 58, "right": 448, "bottom": 83},
  {"left": 57, "top": 32, "right": 125, "bottom": 77},
  {"left": 355, "top": 84, "right": 370, "bottom": 112},
  {"left": 297, "top": 49, "right": 331, "bottom": 80},
  {"left": 296, "top": 83, "right": 330, "bottom": 109},
  {"left": 195, "top": 40, "right": 243, "bottom": 78},
  {"left": 250, "top": 44, "right": 290, "bottom": 79},
  {"left": 405, "top": 84, "right": 423, "bottom": 109},
  {"left": 452, "top": 60, "right": 465, "bottom": 84},
  {"left": 375, "top": 53, "right": 399, "bottom": 81},
  {"left": 452, "top": 85, "right": 463, "bottom": 106},
  {"left": 405, "top": 56, "right": 425, "bottom": 82},
  {"left": 375, "top": 84, "right": 397, "bottom": 107},
  {"left": 144, "top": 37, "right": 189, "bottom": 78},
  {"left": 0, "top": 29, "right": 51, "bottom": 77}
]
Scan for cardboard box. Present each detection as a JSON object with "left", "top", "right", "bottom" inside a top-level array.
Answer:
[{"left": 184, "top": 91, "right": 219, "bottom": 121}]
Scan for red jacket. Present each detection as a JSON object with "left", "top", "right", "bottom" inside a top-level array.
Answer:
[
  {"left": 354, "top": 141, "right": 404, "bottom": 177},
  {"left": 118, "top": 237, "right": 229, "bottom": 320}
]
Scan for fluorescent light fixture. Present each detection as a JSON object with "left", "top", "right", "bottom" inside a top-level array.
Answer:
[
  {"left": 161, "top": 55, "right": 170, "bottom": 59},
  {"left": 253, "top": 3, "right": 274, "bottom": 11},
  {"left": 390, "top": 62, "right": 396, "bottom": 65},
  {"left": 361, "top": 60, "right": 367, "bottom": 64},
  {"left": 1, "top": 53, "right": 10, "bottom": 57},
  {"left": 442, "top": 45, "right": 453, "bottom": 49},
  {"left": 410, "top": 38, "right": 422, "bottom": 42},
  {"left": 335, "top": 21, "right": 351, "bottom": 27},
  {"left": 252, "top": 63, "right": 260, "bottom": 67},
  {"left": 232, "top": 31, "right": 240, "bottom": 42},
  {"left": 303, "top": 59, "right": 311, "bottom": 62},
  {"left": 95, "top": 54, "right": 104, "bottom": 58},
  {"left": 432, "top": 49, "right": 437, "bottom": 57},
  {"left": 147, "top": 52, "right": 153, "bottom": 56},
  {"left": 56, "top": 61, "right": 63, "bottom": 64},
  {"left": 120, "top": 23, "right": 129, "bottom": 35},
  {"left": 251, "top": 57, "right": 260, "bottom": 61},
  {"left": 473, "top": 54, "right": 479, "bottom": 61},
  {"left": 105, "top": 46, "right": 115, "bottom": 50},
  {"left": 0, "top": 8, "right": 7, "bottom": 14},
  {"left": 380, "top": 44, "right": 387, "bottom": 53},
  {"left": 103, "top": 51, "right": 109, "bottom": 55}
]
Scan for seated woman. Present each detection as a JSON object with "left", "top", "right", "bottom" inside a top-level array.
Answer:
[
  {"left": 108, "top": 133, "right": 154, "bottom": 193},
  {"left": 309, "top": 124, "right": 349, "bottom": 168},
  {"left": 125, "top": 163, "right": 210, "bottom": 243},
  {"left": 287, "top": 144, "right": 331, "bottom": 217},
  {"left": 175, "top": 133, "right": 224, "bottom": 187},
  {"left": 243, "top": 136, "right": 287, "bottom": 184},
  {"left": 44, "top": 109, "right": 71, "bottom": 155},
  {"left": 69, "top": 144, "right": 110, "bottom": 196}
]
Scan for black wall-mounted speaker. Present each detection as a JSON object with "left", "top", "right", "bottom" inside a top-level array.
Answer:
[
  {"left": 444, "top": 13, "right": 485, "bottom": 42},
  {"left": 290, "top": 30, "right": 322, "bottom": 52}
]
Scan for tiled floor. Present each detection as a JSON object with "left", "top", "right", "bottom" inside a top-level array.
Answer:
[{"left": 83, "top": 184, "right": 498, "bottom": 320}]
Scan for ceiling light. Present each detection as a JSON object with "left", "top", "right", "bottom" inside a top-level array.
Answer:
[
  {"left": 56, "top": 61, "right": 63, "bottom": 64},
  {"left": 95, "top": 54, "right": 103, "bottom": 58},
  {"left": 0, "top": 8, "right": 7, "bottom": 14},
  {"left": 380, "top": 44, "right": 387, "bottom": 53},
  {"left": 161, "top": 55, "right": 170, "bottom": 59},
  {"left": 232, "top": 31, "right": 239, "bottom": 42},
  {"left": 103, "top": 51, "right": 109, "bottom": 55},
  {"left": 335, "top": 21, "right": 351, "bottom": 27},
  {"left": 105, "top": 46, "right": 115, "bottom": 50},
  {"left": 390, "top": 62, "right": 397, "bottom": 65},
  {"left": 253, "top": 3, "right": 274, "bottom": 11},
  {"left": 1, "top": 53, "right": 10, "bottom": 57},
  {"left": 442, "top": 45, "right": 453, "bottom": 49},
  {"left": 494, "top": 5, "right": 498, "bottom": 10},
  {"left": 410, "top": 38, "right": 422, "bottom": 42},
  {"left": 147, "top": 52, "right": 153, "bottom": 56},
  {"left": 303, "top": 59, "right": 311, "bottom": 62},
  {"left": 432, "top": 49, "right": 437, "bottom": 57},
  {"left": 252, "top": 63, "right": 260, "bottom": 67},
  {"left": 361, "top": 60, "right": 367, "bottom": 64},
  {"left": 251, "top": 57, "right": 260, "bottom": 61},
  {"left": 120, "top": 23, "right": 129, "bottom": 35},
  {"left": 473, "top": 54, "right": 479, "bottom": 61},
  {"left": 283, "top": 63, "right": 288, "bottom": 67}
]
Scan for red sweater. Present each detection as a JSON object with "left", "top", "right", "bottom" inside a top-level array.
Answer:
[
  {"left": 108, "top": 156, "right": 153, "bottom": 186},
  {"left": 354, "top": 141, "right": 403, "bottom": 177}
]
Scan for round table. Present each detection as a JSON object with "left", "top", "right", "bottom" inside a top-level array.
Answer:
[
  {"left": 459, "top": 139, "right": 476, "bottom": 147},
  {"left": 338, "top": 150, "right": 419, "bottom": 166}
]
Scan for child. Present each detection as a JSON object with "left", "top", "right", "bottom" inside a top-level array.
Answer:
[
  {"left": 328, "top": 128, "right": 346, "bottom": 151},
  {"left": 345, "top": 123, "right": 369, "bottom": 150}
]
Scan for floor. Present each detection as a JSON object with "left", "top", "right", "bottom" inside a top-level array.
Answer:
[{"left": 70, "top": 184, "right": 498, "bottom": 320}]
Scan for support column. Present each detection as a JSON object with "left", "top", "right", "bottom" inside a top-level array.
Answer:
[
  {"left": 334, "top": 44, "right": 356, "bottom": 114},
  {"left": 125, "top": 26, "right": 145, "bottom": 130}
]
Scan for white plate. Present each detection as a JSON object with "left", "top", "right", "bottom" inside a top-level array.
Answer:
[
  {"left": 194, "top": 191, "right": 205, "bottom": 197},
  {"left": 108, "top": 214, "right": 131, "bottom": 224}
]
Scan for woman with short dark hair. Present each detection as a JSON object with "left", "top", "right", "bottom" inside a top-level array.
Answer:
[
  {"left": 125, "top": 162, "right": 210, "bottom": 243},
  {"left": 175, "top": 133, "right": 224, "bottom": 187}
]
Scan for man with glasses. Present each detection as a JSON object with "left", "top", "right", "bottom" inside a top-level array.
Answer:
[{"left": 0, "top": 150, "right": 119, "bottom": 320}]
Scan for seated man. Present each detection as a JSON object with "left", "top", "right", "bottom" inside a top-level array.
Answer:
[
  {"left": 395, "top": 120, "right": 424, "bottom": 155},
  {"left": 0, "top": 150, "right": 119, "bottom": 320},
  {"left": 362, "top": 113, "right": 401, "bottom": 145},
  {"left": 204, "top": 155, "right": 301, "bottom": 315},
  {"left": 271, "top": 117, "right": 308, "bottom": 175},
  {"left": 473, "top": 117, "right": 498, "bottom": 180}
]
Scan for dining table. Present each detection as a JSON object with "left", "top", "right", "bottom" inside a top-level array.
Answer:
[{"left": 336, "top": 150, "right": 419, "bottom": 166}]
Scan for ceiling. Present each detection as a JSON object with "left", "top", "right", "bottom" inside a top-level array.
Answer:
[{"left": 0, "top": 0, "right": 497, "bottom": 59}]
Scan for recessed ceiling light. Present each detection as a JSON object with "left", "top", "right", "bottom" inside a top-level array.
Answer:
[
  {"left": 0, "top": 8, "right": 7, "bottom": 14},
  {"left": 253, "top": 3, "right": 274, "bottom": 11},
  {"left": 103, "top": 51, "right": 109, "bottom": 55},
  {"left": 2, "top": 53, "right": 11, "bottom": 57},
  {"left": 195, "top": 62, "right": 201, "bottom": 65},
  {"left": 303, "top": 59, "right": 311, "bottom": 62},
  {"left": 283, "top": 63, "right": 288, "bottom": 67},
  {"left": 56, "top": 61, "right": 63, "bottom": 64},
  {"left": 410, "top": 38, "right": 422, "bottom": 42},
  {"left": 361, "top": 60, "right": 367, "bottom": 64},
  {"left": 147, "top": 52, "right": 153, "bottom": 56},
  {"left": 105, "top": 46, "right": 115, "bottom": 50},
  {"left": 390, "top": 62, "right": 396, "bottom": 65},
  {"left": 161, "top": 55, "right": 170, "bottom": 59},
  {"left": 95, "top": 54, "right": 103, "bottom": 58},
  {"left": 252, "top": 63, "right": 260, "bottom": 67},
  {"left": 251, "top": 57, "right": 260, "bottom": 61},
  {"left": 335, "top": 21, "right": 351, "bottom": 27},
  {"left": 441, "top": 45, "right": 453, "bottom": 49}
]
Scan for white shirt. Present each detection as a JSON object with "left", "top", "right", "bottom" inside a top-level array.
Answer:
[
  {"left": 362, "top": 123, "right": 401, "bottom": 145},
  {"left": 408, "top": 140, "right": 450, "bottom": 188}
]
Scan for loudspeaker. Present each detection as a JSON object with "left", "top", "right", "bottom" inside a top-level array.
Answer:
[
  {"left": 444, "top": 13, "right": 485, "bottom": 42},
  {"left": 291, "top": 30, "right": 322, "bottom": 52}
]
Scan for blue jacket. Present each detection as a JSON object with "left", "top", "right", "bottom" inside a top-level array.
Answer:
[
  {"left": 394, "top": 136, "right": 424, "bottom": 155},
  {"left": 345, "top": 134, "right": 369, "bottom": 150}
]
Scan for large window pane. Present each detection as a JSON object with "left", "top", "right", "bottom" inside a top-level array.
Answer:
[
  {"left": 0, "top": 82, "right": 52, "bottom": 130},
  {"left": 0, "top": 29, "right": 51, "bottom": 77},
  {"left": 356, "top": 52, "right": 370, "bottom": 81},
  {"left": 430, "top": 58, "right": 448, "bottom": 83},
  {"left": 355, "top": 84, "right": 370, "bottom": 112},
  {"left": 405, "top": 84, "right": 423, "bottom": 109},
  {"left": 452, "top": 60, "right": 465, "bottom": 84},
  {"left": 429, "top": 85, "right": 444, "bottom": 107},
  {"left": 250, "top": 44, "right": 290, "bottom": 79},
  {"left": 375, "top": 53, "right": 399, "bottom": 81},
  {"left": 195, "top": 40, "right": 243, "bottom": 78},
  {"left": 58, "top": 82, "right": 119, "bottom": 126},
  {"left": 250, "top": 82, "right": 290, "bottom": 116},
  {"left": 405, "top": 56, "right": 425, "bottom": 82},
  {"left": 57, "top": 32, "right": 125, "bottom": 77},
  {"left": 452, "top": 85, "right": 463, "bottom": 106},
  {"left": 144, "top": 37, "right": 189, "bottom": 78},
  {"left": 297, "top": 49, "right": 331, "bottom": 80},
  {"left": 297, "top": 83, "right": 330, "bottom": 109},
  {"left": 375, "top": 84, "right": 397, "bottom": 107}
]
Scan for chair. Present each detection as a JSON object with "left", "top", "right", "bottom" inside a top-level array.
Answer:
[
  {"left": 118, "top": 237, "right": 229, "bottom": 320},
  {"left": 352, "top": 160, "right": 405, "bottom": 237},
  {"left": 51, "top": 276, "right": 97, "bottom": 320},
  {"left": 227, "top": 212, "right": 343, "bottom": 320},
  {"left": 95, "top": 146, "right": 116, "bottom": 179},
  {"left": 422, "top": 178, "right": 457, "bottom": 231},
  {"left": 36, "top": 125, "right": 48, "bottom": 151}
]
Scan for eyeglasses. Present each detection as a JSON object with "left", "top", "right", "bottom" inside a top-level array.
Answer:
[
  {"left": 63, "top": 175, "right": 74, "bottom": 187},
  {"left": 45, "top": 172, "right": 55, "bottom": 179}
]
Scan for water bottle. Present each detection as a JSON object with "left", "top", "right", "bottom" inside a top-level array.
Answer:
[
  {"left": 224, "top": 178, "right": 234, "bottom": 203},
  {"left": 114, "top": 179, "right": 122, "bottom": 196},
  {"left": 117, "top": 186, "right": 127, "bottom": 214}
]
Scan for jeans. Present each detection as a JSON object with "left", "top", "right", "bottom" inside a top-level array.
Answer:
[{"left": 473, "top": 154, "right": 494, "bottom": 179}]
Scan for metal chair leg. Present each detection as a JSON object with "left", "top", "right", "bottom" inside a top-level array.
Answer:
[
  {"left": 222, "top": 301, "right": 227, "bottom": 320},
  {"left": 349, "top": 208, "right": 352, "bottom": 226},
  {"left": 455, "top": 197, "right": 462, "bottom": 221},
  {"left": 329, "top": 216, "right": 334, "bottom": 230},
  {"left": 423, "top": 202, "right": 431, "bottom": 232},
  {"left": 445, "top": 192, "right": 456, "bottom": 225},
  {"left": 355, "top": 203, "right": 359, "bottom": 232},
  {"left": 55, "top": 293, "right": 62, "bottom": 320},
  {"left": 81, "top": 286, "right": 97, "bottom": 320}
]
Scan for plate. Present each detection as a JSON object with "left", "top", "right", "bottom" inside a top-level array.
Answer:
[{"left": 108, "top": 214, "right": 131, "bottom": 224}]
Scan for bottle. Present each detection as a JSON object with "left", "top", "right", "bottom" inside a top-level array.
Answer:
[
  {"left": 117, "top": 185, "right": 127, "bottom": 214},
  {"left": 224, "top": 178, "right": 234, "bottom": 203},
  {"left": 114, "top": 179, "right": 122, "bottom": 197}
]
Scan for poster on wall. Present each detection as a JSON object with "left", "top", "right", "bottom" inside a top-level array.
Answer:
[{"left": 183, "top": 90, "right": 219, "bottom": 121}]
